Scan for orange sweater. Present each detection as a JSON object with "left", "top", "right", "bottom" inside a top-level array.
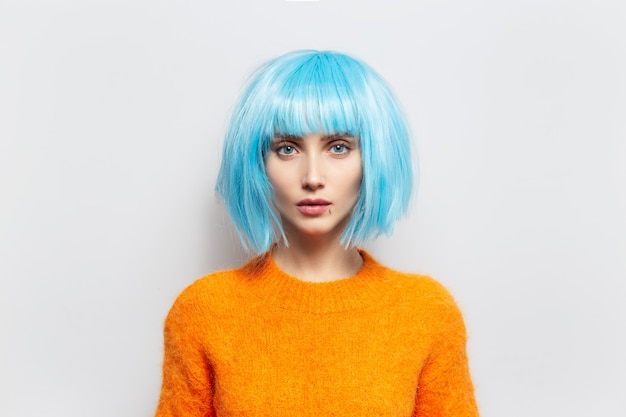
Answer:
[{"left": 155, "top": 251, "right": 479, "bottom": 416}]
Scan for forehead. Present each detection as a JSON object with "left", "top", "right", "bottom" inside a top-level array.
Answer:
[
  {"left": 269, "top": 99, "right": 360, "bottom": 140},
  {"left": 266, "top": 72, "right": 362, "bottom": 138},
  {"left": 249, "top": 52, "right": 375, "bottom": 145}
]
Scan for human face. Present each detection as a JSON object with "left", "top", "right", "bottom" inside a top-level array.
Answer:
[{"left": 265, "top": 133, "right": 362, "bottom": 241}]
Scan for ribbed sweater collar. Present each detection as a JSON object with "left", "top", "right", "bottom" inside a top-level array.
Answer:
[{"left": 238, "top": 250, "right": 394, "bottom": 314}]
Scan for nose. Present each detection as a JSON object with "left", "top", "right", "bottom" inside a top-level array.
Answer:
[{"left": 301, "top": 154, "right": 325, "bottom": 190}]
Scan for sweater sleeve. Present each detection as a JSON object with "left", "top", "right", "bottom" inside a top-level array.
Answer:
[
  {"left": 155, "top": 288, "right": 215, "bottom": 417},
  {"left": 413, "top": 291, "right": 479, "bottom": 417}
]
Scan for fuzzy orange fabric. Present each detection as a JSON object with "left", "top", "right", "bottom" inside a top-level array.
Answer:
[{"left": 155, "top": 250, "right": 479, "bottom": 416}]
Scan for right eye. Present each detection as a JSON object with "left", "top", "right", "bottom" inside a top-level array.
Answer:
[{"left": 277, "top": 145, "right": 296, "bottom": 155}]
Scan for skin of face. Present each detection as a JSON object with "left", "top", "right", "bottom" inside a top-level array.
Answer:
[{"left": 265, "top": 133, "right": 363, "bottom": 243}]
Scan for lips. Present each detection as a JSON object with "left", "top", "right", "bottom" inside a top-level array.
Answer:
[{"left": 296, "top": 198, "right": 331, "bottom": 215}]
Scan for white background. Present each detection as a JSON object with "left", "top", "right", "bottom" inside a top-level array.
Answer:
[{"left": 1, "top": 1, "right": 625, "bottom": 416}]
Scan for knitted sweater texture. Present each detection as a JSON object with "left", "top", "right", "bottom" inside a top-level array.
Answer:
[{"left": 155, "top": 251, "right": 479, "bottom": 417}]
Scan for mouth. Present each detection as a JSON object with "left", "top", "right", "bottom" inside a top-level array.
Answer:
[{"left": 296, "top": 199, "right": 331, "bottom": 215}]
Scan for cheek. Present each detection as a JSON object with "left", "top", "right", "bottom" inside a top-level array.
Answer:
[
  {"left": 266, "top": 167, "right": 291, "bottom": 202},
  {"left": 350, "top": 151, "right": 363, "bottom": 186},
  {"left": 349, "top": 163, "right": 363, "bottom": 193},
  {"left": 265, "top": 160, "right": 280, "bottom": 189},
  {"left": 355, "top": 168, "right": 363, "bottom": 186}
]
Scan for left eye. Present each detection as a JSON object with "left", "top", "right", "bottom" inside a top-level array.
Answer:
[{"left": 330, "top": 144, "right": 348, "bottom": 154}]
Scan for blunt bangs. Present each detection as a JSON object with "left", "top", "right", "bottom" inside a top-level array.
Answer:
[
  {"left": 269, "top": 54, "right": 362, "bottom": 138},
  {"left": 216, "top": 50, "right": 415, "bottom": 254}
]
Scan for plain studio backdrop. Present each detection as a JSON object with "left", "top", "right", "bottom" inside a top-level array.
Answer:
[{"left": 1, "top": 0, "right": 625, "bottom": 416}]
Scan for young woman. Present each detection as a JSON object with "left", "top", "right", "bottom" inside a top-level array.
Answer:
[{"left": 155, "top": 50, "right": 479, "bottom": 416}]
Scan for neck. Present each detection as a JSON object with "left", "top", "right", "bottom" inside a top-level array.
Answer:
[{"left": 272, "top": 234, "right": 363, "bottom": 283}]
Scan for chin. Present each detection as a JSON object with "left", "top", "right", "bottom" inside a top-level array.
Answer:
[
  {"left": 296, "top": 227, "right": 334, "bottom": 236},
  {"left": 292, "top": 223, "right": 348, "bottom": 240},
  {"left": 282, "top": 215, "right": 350, "bottom": 240}
]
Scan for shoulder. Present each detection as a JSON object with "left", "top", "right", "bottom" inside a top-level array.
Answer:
[
  {"left": 390, "top": 271, "right": 463, "bottom": 314},
  {"left": 403, "top": 273, "right": 460, "bottom": 310},
  {"left": 364, "top": 252, "right": 466, "bottom": 327},
  {"left": 384, "top": 272, "right": 470, "bottom": 349},
  {"left": 363, "top": 251, "right": 456, "bottom": 305},
  {"left": 165, "top": 259, "right": 260, "bottom": 323},
  {"left": 176, "top": 269, "right": 240, "bottom": 303}
]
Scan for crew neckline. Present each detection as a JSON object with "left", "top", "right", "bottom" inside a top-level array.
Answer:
[{"left": 238, "top": 249, "right": 396, "bottom": 313}]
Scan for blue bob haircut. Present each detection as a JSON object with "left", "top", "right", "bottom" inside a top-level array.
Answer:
[{"left": 215, "top": 50, "right": 415, "bottom": 254}]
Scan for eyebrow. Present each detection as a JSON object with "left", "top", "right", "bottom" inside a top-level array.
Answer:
[{"left": 273, "top": 134, "right": 356, "bottom": 142}]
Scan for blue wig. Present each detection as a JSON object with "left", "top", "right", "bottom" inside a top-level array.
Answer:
[{"left": 215, "top": 50, "right": 415, "bottom": 254}]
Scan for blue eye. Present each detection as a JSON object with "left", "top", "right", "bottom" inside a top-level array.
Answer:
[
  {"left": 277, "top": 145, "right": 296, "bottom": 155},
  {"left": 330, "top": 144, "right": 348, "bottom": 154}
]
